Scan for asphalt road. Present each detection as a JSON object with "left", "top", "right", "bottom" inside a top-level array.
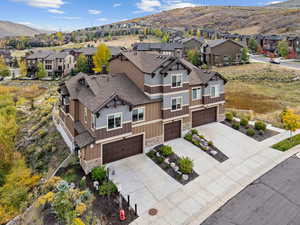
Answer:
[
  {"left": 201, "top": 155, "right": 300, "bottom": 225},
  {"left": 250, "top": 55, "right": 300, "bottom": 70}
]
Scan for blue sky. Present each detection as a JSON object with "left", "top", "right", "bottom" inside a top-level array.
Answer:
[{"left": 0, "top": 0, "right": 287, "bottom": 31}]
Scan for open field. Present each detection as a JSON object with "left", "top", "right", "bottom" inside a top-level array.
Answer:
[{"left": 215, "top": 63, "right": 300, "bottom": 126}]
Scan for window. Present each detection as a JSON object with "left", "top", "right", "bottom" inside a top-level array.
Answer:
[
  {"left": 132, "top": 108, "right": 144, "bottom": 122},
  {"left": 211, "top": 85, "right": 220, "bottom": 98},
  {"left": 171, "top": 97, "right": 182, "bottom": 111},
  {"left": 171, "top": 74, "right": 182, "bottom": 88},
  {"left": 107, "top": 113, "right": 122, "bottom": 130},
  {"left": 84, "top": 107, "right": 88, "bottom": 123},
  {"left": 192, "top": 88, "right": 202, "bottom": 100},
  {"left": 45, "top": 65, "right": 52, "bottom": 70}
]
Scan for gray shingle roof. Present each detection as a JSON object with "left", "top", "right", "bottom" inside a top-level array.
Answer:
[
  {"left": 122, "top": 51, "right": 173, "bottom": 74},
  {"left": 133, "top": 43, "right": 183, "bottom": 51},
  {"left": 64, "top": 72, "right": 158, "bottom": 113},
  {"left": 206, "top": 39, "right": 244, "bottom": 48},
  {"left": 26, "top": 50, "right": 55, "bottom": 60}
]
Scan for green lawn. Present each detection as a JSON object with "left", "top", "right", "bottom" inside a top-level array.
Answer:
[{"left": 272, "top": 134, "right": 300, "bottom": 151}]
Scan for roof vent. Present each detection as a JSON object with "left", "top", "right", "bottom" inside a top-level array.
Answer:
[{"left": 78, "top": 78, "right": 85, "bottom": 86}]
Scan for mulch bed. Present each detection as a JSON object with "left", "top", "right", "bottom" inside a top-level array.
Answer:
[
  {"left": 184, "top": 136, "right": 229, "bottom": 163},
  {"left": 54, "top": 163, "right": 138, "bottom": 225},
  {"left": 222, "top": 121, "right": 280, "bottom": 142},
  {"left": 146, "top": 145, "right": 199, "bottom": 185}
]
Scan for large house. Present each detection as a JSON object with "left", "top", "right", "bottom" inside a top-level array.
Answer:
[
  {"left": 58, "top": 51, "right": 226, "bottom": 173},
  {"left": 26, "top": 50, "right": 75, "bottom": 77},
  {"left": 202, "top": 39, "right": 245, "bottom": 66},
  {"left": 0, "top": 49, "right": 13, "bottom": 67}
]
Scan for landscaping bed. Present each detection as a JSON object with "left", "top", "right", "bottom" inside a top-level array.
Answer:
[
  {"left": 184, "top": 130, "right": 228, "bottom": 163},
  {"left": 49, "top": 163, "right": 138, "bottom": 225},
  {"left": 146, "top": 145, "right": 199, "bottom": 185},
  {"left": 272, "top": 134, "right": 300, "bottom": 152},
  {"left": 222, "top": 112, "right": 279, "bottom": 142}
]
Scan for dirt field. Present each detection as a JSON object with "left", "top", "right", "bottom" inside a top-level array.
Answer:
[{"left": 214, "top": 63, "right": 300, "bottom": 126}]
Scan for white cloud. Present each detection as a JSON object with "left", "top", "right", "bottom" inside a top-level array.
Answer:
[
  {"left": 12, "top": 0, "right": 65, "bottom": 8},
  {"left": 56, "top": 16, "right": 81, "bottom": 20},
  {"left": 97, "top": 18, "right": 108, "bottom": 22},
  {"left": 88, "top": 9, "right": 102, "bottom": 15},
  {"left": 16, "top": 21, "right": 33, "bottom": 26},
  {"left": 113, "top": 3, "right": 122, "bottom": 7},
  {"left": 48, "top": 9, "right": 64, "bottom": 14},
  {"left": 266, "top": 1, "right": 286, "bottom": 5},
  {"left": 136, "top": 0, "right": 161, "bottom": 12},
  {"left": 135, "top": 0, "right": 196, "bottom": 13}
]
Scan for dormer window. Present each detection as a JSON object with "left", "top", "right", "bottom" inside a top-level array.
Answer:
[{"left": 171, "top": 74, "right": 182, "bottom": 88}]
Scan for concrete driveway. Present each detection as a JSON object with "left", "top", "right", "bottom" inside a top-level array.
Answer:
[
  {"left": 107, "top": 123, "right": 299, "bottom": 225},
  {"left": 107, "top": 155, "right": 181, "bottom": 215}
]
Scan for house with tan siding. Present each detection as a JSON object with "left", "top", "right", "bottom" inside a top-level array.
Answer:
[{"left": 58, "top": 51, "right": 227, "bottom": 173}]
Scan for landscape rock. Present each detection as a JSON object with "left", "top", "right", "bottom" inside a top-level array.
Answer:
[{"left": 182, "top": 174, "right": 189, "bottom": 181}]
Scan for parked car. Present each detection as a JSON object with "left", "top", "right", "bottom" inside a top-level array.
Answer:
[{"left": 269, "top": 58, "right": 281, "bottom": 64}]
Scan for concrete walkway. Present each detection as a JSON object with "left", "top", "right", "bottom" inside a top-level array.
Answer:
[{"left": 115, "top": 122, "right": 300, "bottom": 225}]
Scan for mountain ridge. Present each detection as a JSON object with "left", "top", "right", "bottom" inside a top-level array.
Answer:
[{"left": 0, "top": 21, "right": 49, "bottom": 38}]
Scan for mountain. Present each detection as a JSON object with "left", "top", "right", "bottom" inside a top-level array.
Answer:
[
  {"left": 268, "top": 0, "right": 300, "bottom": 8},
  {"left": 126, "top": 6, "right": 300, "bottom": 35},
  {"left": 0, "top": 21, "right": 48, "bottom": 38}
]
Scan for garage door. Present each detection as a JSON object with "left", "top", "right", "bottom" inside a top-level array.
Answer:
[
  {"left": 164, "top": 121, "right": 181, "bottom": 141},
  {"left": 192, "top": 107, "right": 217, "bottom": 127},
  {"left": 102, "top": 135, "right": 143, "bottom": 164}
]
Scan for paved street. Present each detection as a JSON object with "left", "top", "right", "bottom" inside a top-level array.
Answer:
[
  {"left": 250, "top": 54, "right": 300, "bottom": 71},
  {"left": 201, "top": 155, "right": 300, "bottom": 225},
  {"left": 106, "top": 123, "right": 300, "bottom": 225}
]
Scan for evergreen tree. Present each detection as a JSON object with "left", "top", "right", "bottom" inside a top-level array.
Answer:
[
  {"left": 36, "top": 62, "right": 47, "bottom": 79},
  {"left": 248, "top": 38, "right": 258, "bottom": 52},
  {"left": 241, "top": 47, "right": 250, "bottom": 62},
  {"left": 278, "top": 41, "right": 289, "bottom": 58},
  {"left": 187, "top": 50, "right": 201, "bottom": 66},
  {"left": 75, "top": 54, "right": 89, "bottom": 73}
]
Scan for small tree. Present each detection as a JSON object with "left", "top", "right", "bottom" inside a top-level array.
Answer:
[
  {"left": 19, "top": 60, "right": 27, "bottom": 77},
  {"left": 187, "top": 49, "right": 201, "bottom": 66},
  {"left": 93, "top": 43, "right": 112, "bottom": 73},
  {"left": 196, "top": 30, "right": 201, "bottom": 38},
  {"left": 36, "top": 62, "right": 46, "bottom": 79},
  {"left": 241, "top": 47, "right": 249, "bottom": 62},
  {"left": 75, "top": 54, "right": 89, "bottom": 73},
  {"left": 278, "top": 40, "right": 289, "bottom": 58},
  {"left": 282, "top": 109, "right": 300, "bottom": 138},
  {"left": 248, "top": 38, "right": 258, "bottom": 52},
  {"left": 161, "top": 34, "right": 169, "bottom": 43}
]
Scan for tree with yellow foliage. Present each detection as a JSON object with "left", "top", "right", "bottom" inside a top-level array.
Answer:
[
  {"left": 92, "top": 43, "right": 112, "bottom": 73},
  {"left": 19, "top": 59, "right": 27, "bottom": 77},
  {"left": 282, "top": 109, "right": 300, "bottom": 138}
]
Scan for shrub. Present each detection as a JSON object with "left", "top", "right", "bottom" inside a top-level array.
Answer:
[
  {"left": 208, "top": 141, "right": 213, "bottom": 146},
  {"left": 159, "top": 145, "right": 173, "bottom": 157},
  {"left": 156, "top": 156, "right": 164, "bottom": 164},
  {"left": 73, "top": 218, "right": 86, "bottom": 225},
  {"left": 75, "top": 202, "right": 87, "bottom": 215},
  {"left": 178, "top": 157, "right": 194, "bottom": 174},
  {"left": 225, "top": 112, "right": 234, "bottom": 122},
  {"left": 91, "top": 166, "right": 106, "bottom": 182},
  {"left": 185, "top": 133, "right": 193, "bottom": 142},
  {"left": 240, "top": 118, "right": 249, "bottom": 127},
  {"left": 79, "top": 178, "right": 86, "bottom": 189},
  {"left": 259, "top": 130, "right": 265, "bottom": 136},
  {"left": 255, "top": 121, "right": 266, "bottom": 131},
  {"left": 146, "top": 151, "right": 155, "bottom": 159},
  {"left": 99, "top": 181, "right": 117, "bottom": 196},
  {"left": 191, "top": 129, "right": 198, "bottom": 135},
  {"left": 232, "top": 122, "right": 240, "bottom": 130},
  {"left": 192, "top": 139, "right": 200, "bottom": 146},
  {"left": 246, "top": 128, "right": 255, "bottom": 137}
]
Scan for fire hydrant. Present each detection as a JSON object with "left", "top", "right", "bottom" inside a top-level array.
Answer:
[{"left": 119, "top": 209, "right": 126, "bottom": 221}]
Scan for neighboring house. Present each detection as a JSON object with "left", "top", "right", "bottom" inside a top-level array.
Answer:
[
  {"left": 26, "top": 50, "right": 55, "bottom": 76},
  {"left": 287, "top": 36, "right": 300, "bottom": 59},
  {"left": 0, "top": 49, "right": 12, "bottom": 67},
  {"left": 132, "top": 43, "right": 183, "bottom": 57},
  {"left": 177, "top": 37, "right": 205, "bottom": 54},
  {"left": 26, "top": 50, "right": 75, "bottom": 77},
  {"left": 202, "top": 39, "right": 245, "bottom": 66},
  {"left": 44, "top": 52, "right": 75, "bottom": 77},
  {"left": 262, "top": 35, "right": 283, "bottom": 55},
  {"left": 66, "top": 46, "right": 125, "bottom": 73},
  {"left": 58, "top": 51, "right": 226, "bottom": 173}
]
